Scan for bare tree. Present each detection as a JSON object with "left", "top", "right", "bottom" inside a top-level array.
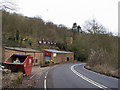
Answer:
[
  {"left": 83, "top": 19, "right": 107, "bottom": 34},
  {"left": 0, "top": 0, "right": 17, "bottom": 11}
]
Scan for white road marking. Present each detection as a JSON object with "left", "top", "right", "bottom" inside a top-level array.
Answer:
[
  {"left": 71, "top": 64, "right": 111, "bottom": 90},
  {"left": 30, "top": 67, "right": 50, "bottom": 79},
  {"left": 43, "top": 65, "right": 58, "bottom": 90},
  {"left": 45, "top": 75, "right": 47, "bottom": 79},
  {"left": 44, "top": 79, "right": 47, "bottom": 90},
  {"left": 44, "top": 71, "right": 49, "bottom": 90},
  {"left": 46, "top": 71, "right": 48, "bottom": 75}
]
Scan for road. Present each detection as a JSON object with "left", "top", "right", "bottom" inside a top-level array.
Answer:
[{"left": 37, "top": 63, "right": 119, "bottom": 90}]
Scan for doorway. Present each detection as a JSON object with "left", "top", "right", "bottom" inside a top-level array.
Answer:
[{"left": 67, "top": 57, "right": 70, "bottom": 61}]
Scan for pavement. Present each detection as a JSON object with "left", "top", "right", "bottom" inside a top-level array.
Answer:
[
  {"left": 30, "top": 65, "right": 51, "bottom": 79},
  {"left": 36, "top": 63, "right": 119, "bottom": 90},
  {"left": 29, "top": 65, "right": 57, "bottom": 88}
]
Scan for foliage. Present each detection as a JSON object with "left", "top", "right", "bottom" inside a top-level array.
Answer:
[
  {"left": 72, "top": 22, "right": 82, "bottom": 33},
  {"left": 45, "top": 60, "right": 51, "bottom": 64},
  {"left": 83, "top": 19, "right": 107, "bottom": 34},
  {"left": 2, "top": 11, "right": 70, "bottom": 48},
  {"left": 11, "top": 71, "right": 23, "bottom": 86}
]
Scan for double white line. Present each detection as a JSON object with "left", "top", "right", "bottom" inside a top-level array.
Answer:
[{"left": 71, "top": 64, "right": 111, "bottom": 90}]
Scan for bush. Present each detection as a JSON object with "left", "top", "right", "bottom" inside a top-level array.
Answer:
[
  {"left": 45, "top": 60, "right": 51, "bottom": 64},
  {"left": 12, "top": 71, "right": 23, "bottom": 86}
]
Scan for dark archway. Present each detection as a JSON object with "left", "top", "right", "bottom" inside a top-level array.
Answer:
[{"left": 67, "top": 57, "right": 70, "bottom": 61}]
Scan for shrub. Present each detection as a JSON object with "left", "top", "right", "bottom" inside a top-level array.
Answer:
[
  {"left": 12, "top": 72, "right": 23, "bottom": 86},
  {"left": 45, "top": 60, "right": 51, "bottom": 64}
]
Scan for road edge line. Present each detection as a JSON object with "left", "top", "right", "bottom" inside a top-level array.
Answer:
[
  {"left": 71, "top": 64, "right": 111, "bottom": 90},
  {"left": 44, "top": 79, "right": 47, "bottom": 90},
  {"left": 44, "top": 65, "right": 58, "bottom": 89}
]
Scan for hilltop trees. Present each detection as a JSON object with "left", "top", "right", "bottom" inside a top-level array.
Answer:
[
  {"left": 72, "top": 23, "right": 82, "bottom": 33},
  {"left": 83, "top": 19, "right": 107, "bottom": 34},
  {"left": 72, "top": 23, "right": 77, "bottom": 31},
  {"left": 72, "top": 23, "right": 83, "bottom": 40},
  {"left": 77, "top": 25, "right": 82, "bottom": 33},
  {"left": 72, "top": 19, "right": 108, "bottom": 34}
]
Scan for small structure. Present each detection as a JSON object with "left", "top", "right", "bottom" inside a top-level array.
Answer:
[
  {"left": 41, "top": 49, "right": 74, "bottom": 64},
  {"left": 4, "top": 47, "right": 44, "bottom": 65}
]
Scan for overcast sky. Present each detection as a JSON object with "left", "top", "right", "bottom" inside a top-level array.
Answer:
[{"left": 14, "top": 0, "right": 119, "bottom": 34}]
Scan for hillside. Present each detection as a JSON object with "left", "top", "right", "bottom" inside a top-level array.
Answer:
[
  {"left": 2, "top": 10, "right": 119, "bottom": 78},
  {"left": 2, "top": 11, "right": 73, "bottom": 49}
]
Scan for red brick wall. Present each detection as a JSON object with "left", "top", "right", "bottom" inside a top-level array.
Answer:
[{"left": 51, "top": 53, "right": 74, "bottom": 63}]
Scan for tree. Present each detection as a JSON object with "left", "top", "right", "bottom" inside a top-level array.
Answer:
[
  {"left": 83, "top": 19, "right": 106, "bottom": 34},
  {"left": 77, "top": 25, "right": 82, "bottom": 33},
  {"left": 72, "top": 23, "right": 83, "bottom": 33},
  {"left": 16, "top": 30, "right": 19, "bottom": 41},
  {"left": 72, "top": 23, "right": 77, "bottom": 31}
]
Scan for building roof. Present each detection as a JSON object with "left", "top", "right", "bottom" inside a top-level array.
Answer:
[
  {"left": 42, "top": 49, "right": 73, "bottom": 54},
  {"left": 5, "top": 47, "right": 42, "bottom": 53}
]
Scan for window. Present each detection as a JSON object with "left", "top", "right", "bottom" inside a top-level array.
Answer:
[
  {"left": 39, "top": 41, "right": 42, "bottom": 44},
  {"left": 53, "top": 53, "right": 57, "bottom": 57},
  {"left": 44, "top": 56, "right": 51, "bottom": 61}
]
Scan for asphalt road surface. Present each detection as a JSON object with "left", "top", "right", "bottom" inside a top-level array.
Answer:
[{"left": 37, "top": 63, "right": 119, "bottom": 90}]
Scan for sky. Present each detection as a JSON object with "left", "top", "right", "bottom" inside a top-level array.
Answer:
[{"left": 12, "top": 0, "right": 119, "bottom": 34}]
